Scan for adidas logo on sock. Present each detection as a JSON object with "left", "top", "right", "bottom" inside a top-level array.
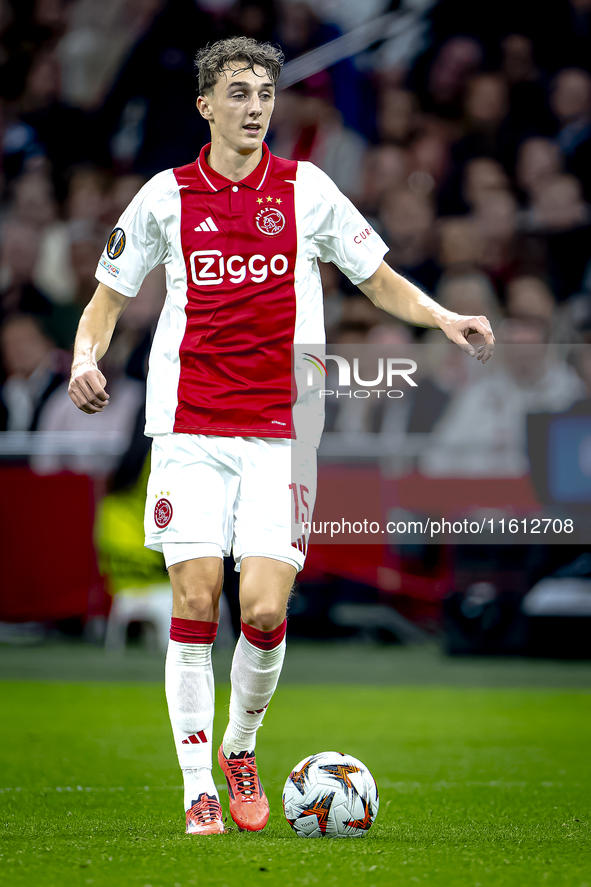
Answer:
[
  {"left": 182, "top": 730, "right": 208, "bottom": 745},
  {"left": 194, "top": 217, "right": 218, "bottom": 232}
]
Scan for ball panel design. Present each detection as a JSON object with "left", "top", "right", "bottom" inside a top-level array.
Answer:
[{"left": 282, "top": 752, "right": 379, "bottom": 838}]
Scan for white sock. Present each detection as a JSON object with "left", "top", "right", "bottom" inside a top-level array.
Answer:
[
  {"left": 165, "top": 638, "right": 217, "bottom": 810},
  {"left": 222, "top": 629, "right": 286, "bottom": 757}
]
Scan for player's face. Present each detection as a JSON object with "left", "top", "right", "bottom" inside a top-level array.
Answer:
[{"left": 199, "top": 62, "right": 275, "bottom": 154}]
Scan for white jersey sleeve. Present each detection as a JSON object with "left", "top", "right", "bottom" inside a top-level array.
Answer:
[
  {"left": 296, "top": 162, "right": 388, "bottom": 285},
  {"left": 95, "top": 170, "right": 174, "bottom": 297}
]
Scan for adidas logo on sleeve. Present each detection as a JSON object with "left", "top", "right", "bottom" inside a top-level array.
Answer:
[{"left": 194, "top": 217, "right": 219, "bottom": 232}]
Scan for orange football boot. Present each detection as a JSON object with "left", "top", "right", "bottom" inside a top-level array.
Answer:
[
  {"left": 217, "top": 745, "right": 269, "bottom": 831},
  {"left": 185, "top": 792, "right": 225, "bottom": 835}
]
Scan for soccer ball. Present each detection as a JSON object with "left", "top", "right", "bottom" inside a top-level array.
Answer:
[{"left": 282, "top": 751, "right": 379, "bottom": 838}]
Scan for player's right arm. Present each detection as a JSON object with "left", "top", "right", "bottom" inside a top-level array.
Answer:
[{"left": 68, "top": 283, "right": 130, "bottom": 414}]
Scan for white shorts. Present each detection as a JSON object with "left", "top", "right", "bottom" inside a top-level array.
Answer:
[{"left": 144, "top": 433, "right": 317, "bottom": 573}]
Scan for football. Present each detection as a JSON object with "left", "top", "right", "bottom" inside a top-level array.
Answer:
[{"left": 282, "top": 751, "right": 379, "bottom": 838}]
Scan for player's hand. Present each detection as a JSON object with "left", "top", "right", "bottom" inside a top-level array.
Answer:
[
  {"left": 68, "top": 364, "right": 110, "bottom": 414},
  {"left": 439, "top": 314, "right": 495, "bottom": 364}
]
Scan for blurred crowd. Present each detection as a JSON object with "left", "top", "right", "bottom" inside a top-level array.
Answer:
[{"left": 0, "top": 0, "right": 590, "bottom": 481}]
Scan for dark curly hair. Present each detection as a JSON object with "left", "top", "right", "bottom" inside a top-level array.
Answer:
[{"left": 195, "top": 37, "right": 284, "bottom": 95}]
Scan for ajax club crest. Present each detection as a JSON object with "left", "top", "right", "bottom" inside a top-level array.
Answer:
[
  {"left": 255, "top": 206, "right": 286, "bottom": 236},
  {"left": 154, "top": 497, "right": 173, "bottom": 528}
]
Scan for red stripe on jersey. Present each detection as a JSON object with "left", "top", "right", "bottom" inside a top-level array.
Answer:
[{"left": 173, "top": 145, "right": 298, "bottom": 438}]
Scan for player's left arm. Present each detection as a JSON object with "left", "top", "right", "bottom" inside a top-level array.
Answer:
[{"left": 358, "top": 260, "right": 495, "bottom": 362}]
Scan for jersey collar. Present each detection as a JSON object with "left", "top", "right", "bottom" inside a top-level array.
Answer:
[{"left": 195, "top": 142, "right": 272, "bottom": 193}]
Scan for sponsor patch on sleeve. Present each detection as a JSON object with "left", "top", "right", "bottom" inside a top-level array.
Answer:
[
  {"left": 99, "top": 256, "right": 120, "bottom": 277},
  {"left": 107, "top": 227, "right": 126, "bottom": 259},
  {"left": 354, "top": 226, "right": 374, "bottom": 245}
]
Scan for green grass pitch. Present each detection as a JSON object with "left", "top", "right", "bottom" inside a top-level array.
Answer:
[{"left": 1, "top": 674, "right": 590, "bottom": 886}]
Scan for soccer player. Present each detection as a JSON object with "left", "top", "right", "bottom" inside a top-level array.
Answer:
[{"left": 68, "top": 37, "right": 494, "bottom": 836}]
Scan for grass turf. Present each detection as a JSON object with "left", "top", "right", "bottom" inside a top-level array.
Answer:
[
  {"left": 2, "top": 640, "right": 591, "bottom": 687},
  {"left": 1, "top": 679, "right": 590, "bottom": 887}
]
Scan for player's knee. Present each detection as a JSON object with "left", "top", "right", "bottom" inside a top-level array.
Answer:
[
  {"left": 180, "top": 588, "right": 219, "bottom": 621},
  {"left": 242, "top": 605, "right": 285, "bottom": 632},
  {"left": 172, "top": 576, "right": 220, "bottom": 621},
  {"left": 169, "top": 558, "right": 222, "bottom": 621}
]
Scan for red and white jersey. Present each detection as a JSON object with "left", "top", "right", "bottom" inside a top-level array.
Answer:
[{"left": 96, "top": 143, "right": 387, "bottom": 446}]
